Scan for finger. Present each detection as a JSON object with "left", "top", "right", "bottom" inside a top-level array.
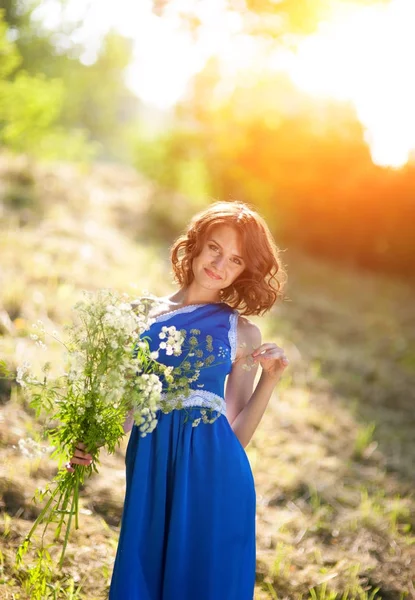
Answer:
[
  {"left": 252, "top": 343, "right": 276, "bottom": 354},
  {"left": 69, "top": 456, "right": 93, "bottom": 466},
  {"left": 65, "top": 462, "right": 75, "bottom": 472},
  {"left": 259, "top": 349, "right": 288, "bottom": 360},
  {"left": 73, "top": 450, "right": 93, "bottom": 460},
  {"left": 75, "top": 441, "right": 93, "bottom": 454},
  {"left": 252, "top": 343, "right": 282, "bottom": 357},
  {"left": 73, "top": 441, "right": 92, "bottom": 458},
  {"left": 75, "top": 446, "right": 87, "bottom": 452},
  {"left": 253, "top": 349, "right": 288, "bottom": 362},
  {"left": 257, "top": 356, "right": 289, "bottom": 366}
]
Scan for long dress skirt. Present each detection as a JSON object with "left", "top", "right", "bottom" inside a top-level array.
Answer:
[{"left": 108, "top": 407, "right": 256, "bottom": 600}]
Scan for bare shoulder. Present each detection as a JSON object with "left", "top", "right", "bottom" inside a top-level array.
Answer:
[{"left": 235, "top": 314, "right": 262, "bottom": 361}]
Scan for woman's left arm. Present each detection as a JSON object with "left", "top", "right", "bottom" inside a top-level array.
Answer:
[{"left": 225, "top": 317, "right": 289, "bottom": 448}]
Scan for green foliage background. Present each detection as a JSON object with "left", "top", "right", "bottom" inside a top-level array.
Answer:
[{"left": 1, "top": 0, "right": 414, "bottom": 278}]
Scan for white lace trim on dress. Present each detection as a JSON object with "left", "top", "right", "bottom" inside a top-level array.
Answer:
[
  {"left": 157, "top": 390, "right": 227, "bottom": 416},
  {"left": 228, "top": 311, "right": 238, "bottom": 362},
  {"left": 151, "top": 303, "right": 211, "bottom": 324}
]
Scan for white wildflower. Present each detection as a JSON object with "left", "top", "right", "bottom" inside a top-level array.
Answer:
[
  {"left": 18, "top": 438, "right": 52, "bottom": 459},
  {"left": 16, "top": 361, "right": 31, "bottom": 387},
  {"left": 119, "top": 303, "right": 131, "bottom": 312}
]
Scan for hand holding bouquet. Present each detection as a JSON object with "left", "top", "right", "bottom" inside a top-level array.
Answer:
[{"left": 10, "top": 288, "right": 215, "bottom": 589}]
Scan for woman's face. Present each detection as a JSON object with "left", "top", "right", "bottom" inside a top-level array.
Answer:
[{"left": 192, "top": 225, "right": 246, "bottom": 292}]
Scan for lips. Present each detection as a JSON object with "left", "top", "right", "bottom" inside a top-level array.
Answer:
[{"left": 204, "top": 268, "right": 222, "bottom": 280}]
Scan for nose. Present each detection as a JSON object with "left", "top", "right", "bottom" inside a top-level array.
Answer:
[{"left": 212, "top": 255, "right": 225, "bottom": 270}]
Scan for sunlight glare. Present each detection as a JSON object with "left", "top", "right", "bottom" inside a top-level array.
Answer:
[
  {"left": 282, "top": 0, "right": 415, "bottom": 168},
  {"left": 33, "top": 0, "right": 415, "bottom": 167}
]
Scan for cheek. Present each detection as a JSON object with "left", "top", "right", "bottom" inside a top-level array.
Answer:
[
  {"left": 226, "top": 265, "right": 244, "bottom": 282},
  {"left": 193, "top": 250, "right": 208, "bottom": 269},
  {"left": 200, "top": 248, "right": 213, "bottom": 263}
]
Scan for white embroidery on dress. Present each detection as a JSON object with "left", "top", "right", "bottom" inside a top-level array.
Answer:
[
  {"left": 228, "top": 311, "right": 239, "bottom": 362},
  {"left": 217, "top": 345, "right": 228, "bottom": 359},
  {"left": 157, "top": 390, "right": 226, "bottom": 416}
]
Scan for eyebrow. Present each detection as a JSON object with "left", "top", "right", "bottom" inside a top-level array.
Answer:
[{"left": 208, "top": 239, "right": 244, "bottom": 261}]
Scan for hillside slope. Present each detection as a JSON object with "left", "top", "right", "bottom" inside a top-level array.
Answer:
[{"left": 0, "top": 155, "right": 414, "bottom": 599}]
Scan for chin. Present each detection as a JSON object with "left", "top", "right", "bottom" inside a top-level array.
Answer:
[{"left": 205, "top": 276, "right": 225, "bottom": 290}]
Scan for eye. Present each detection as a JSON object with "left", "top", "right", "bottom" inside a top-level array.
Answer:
[
  {"left": 209, "top": 244, "right": 219, "bottom": 252},
  {"left": 233, "top": 258, "right": 242, "bottom": 266}
]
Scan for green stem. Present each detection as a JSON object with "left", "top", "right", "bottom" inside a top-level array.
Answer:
[
  {"left": 54, "top": 479, "right": 73, "bottom": 541},
  {"left": 58, "top": 469, "right": 79, "bottom": 568},
  {"left": 25, "top": 484, "right": 61, "bottom": 542},
  {"left": 15, "top": 483, "right": 61, "bottom": 568},
  {"left": 74, "top": 469, "right": 80, "bottom": 530}
]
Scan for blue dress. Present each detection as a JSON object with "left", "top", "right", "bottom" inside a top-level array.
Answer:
[{"left": 109, "top": 302, "right": 256, "bottom": 600}]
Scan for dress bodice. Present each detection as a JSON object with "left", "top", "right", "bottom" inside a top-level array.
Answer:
[{"left": 135, "top": 302, "right": 239, "bottom": 416}]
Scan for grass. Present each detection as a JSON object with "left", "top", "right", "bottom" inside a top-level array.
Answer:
[{"left": 0, "top": 153, "right": 414, "bottom": 599}]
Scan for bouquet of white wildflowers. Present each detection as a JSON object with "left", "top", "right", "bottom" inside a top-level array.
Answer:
[{"left": 6, "top": 288, "right": 213, "bottom": 583}]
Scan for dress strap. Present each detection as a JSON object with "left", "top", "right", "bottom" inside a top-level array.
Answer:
[{"left": 228, "top": 310, "right": 239, "bottom": 362}]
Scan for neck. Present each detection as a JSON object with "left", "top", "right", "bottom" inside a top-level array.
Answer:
[{"left": 169, "top": 285, "right": 221, "bottom": 307}]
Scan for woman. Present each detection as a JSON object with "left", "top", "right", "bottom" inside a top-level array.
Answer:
[{"left": 68, "top": 201, "right": 289, "bottom": 600}]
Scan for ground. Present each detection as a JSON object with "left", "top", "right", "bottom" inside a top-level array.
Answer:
[{"left": 0, "top": 155, "right": 414, "bottom": 599}]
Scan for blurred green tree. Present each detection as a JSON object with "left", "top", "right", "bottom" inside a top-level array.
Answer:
[
  {"left": 157, "top": 60, "right": 415, "bottom": 277},
  {"left": 0, "top": 1, "right": 141, "bottom": 161},
  {"left": 57, "top": 31, "right": 141, "bottom": 162},
  {"left": 0, "top": 9, "right": 94, "bottom": 159}
]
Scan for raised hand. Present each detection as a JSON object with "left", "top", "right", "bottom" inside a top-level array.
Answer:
[{"left": 251, "top": 343, "right": 289, "bottom": 383}]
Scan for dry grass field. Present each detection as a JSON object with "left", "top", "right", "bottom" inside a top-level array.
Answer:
[{"left": 0, "top": 154, "right": 414, "bottom": 599}]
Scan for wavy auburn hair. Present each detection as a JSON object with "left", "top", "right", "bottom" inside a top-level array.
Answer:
[{"left": 170, "top": 201, "right": 287, "bottom": 316}]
